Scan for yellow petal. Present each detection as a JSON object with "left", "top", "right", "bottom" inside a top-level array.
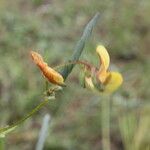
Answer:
[
  {"left": 85, "top": 76, "right": 95, "bottom": 89},
  {"left": 96, "top": 45, "right": 110, "bottom": 71},
  {"left": 103, "top": 72, "right": 123, "bottom": 94},
  {"left": 97, "top": 70, "right": 110, "bottom": 84}
]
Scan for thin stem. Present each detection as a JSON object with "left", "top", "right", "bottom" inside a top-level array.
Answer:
[
  {"left": 45, "top": 80, "right": 49, "bottom": 91},
  {"left": 53, "top": 60, "right": 93, "bottom": 71},
  {"left": 0, "top": 138, "right": 5, "bottom": 150},
  {"left": 0, "top": 98, "right": 49, "bottom": 134},
  {"left": 101, "top": 95, "right": 111, "bottom": 150}
]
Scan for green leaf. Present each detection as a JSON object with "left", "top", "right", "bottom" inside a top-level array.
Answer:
[{"left": 60, "top": 13, "right": 100, "bottom": 80}]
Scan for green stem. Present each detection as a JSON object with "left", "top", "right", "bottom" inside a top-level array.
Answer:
[
  {"left": 0, "top": 137, "right": 5, "bottom": 150},
  {"left": 0, "top": 98, "right": 49, "bottom": 134},
  {"left": 45, "top": 80, "right": 49, "bottom": 91},
  {"left": 101, "top": 96, "right": 111, "bottom": 150}
]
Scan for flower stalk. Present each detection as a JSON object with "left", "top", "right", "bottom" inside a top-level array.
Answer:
[{"left": 101, "top": 95, "right": 111, "bottom": 150}]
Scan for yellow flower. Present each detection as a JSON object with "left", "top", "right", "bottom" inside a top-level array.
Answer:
[
  {"left": 30, "top": 51, "right": 65, "bottom": 86},
  {"left": 85, "top": 45, "right": 123, "bottom": 94}
]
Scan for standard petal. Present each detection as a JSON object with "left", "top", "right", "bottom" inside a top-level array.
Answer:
[
  {"left": 103, "top": 72, "right": 123, "bottom": 94},
  {"left": 96, "top": 45, "right": 110, "bottom": 71}
]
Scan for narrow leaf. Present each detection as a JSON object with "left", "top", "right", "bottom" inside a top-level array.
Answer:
[{"left": 60, "top": 13, "right": 100, "bottom": 80}]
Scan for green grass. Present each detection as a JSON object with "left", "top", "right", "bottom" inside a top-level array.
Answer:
[{"left": 0, "top": 0, "right": 150, "bottom": 150}]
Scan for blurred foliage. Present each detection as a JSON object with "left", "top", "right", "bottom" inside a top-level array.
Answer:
[{"left": 0, "top": 0, "right": 150, "bottom": 150}]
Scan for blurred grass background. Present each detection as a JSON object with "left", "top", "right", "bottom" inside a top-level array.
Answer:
[{"left": 0, "top": 0, "right": 150, "bottom": 149}]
